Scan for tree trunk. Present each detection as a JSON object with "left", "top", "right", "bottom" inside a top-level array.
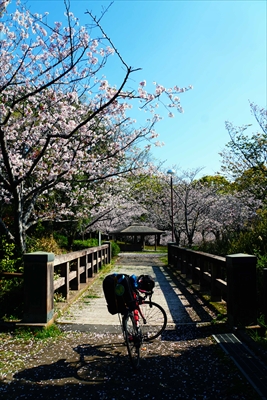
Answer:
[{"left": 13, "top": 185, "right": 26, "bottom": 254}]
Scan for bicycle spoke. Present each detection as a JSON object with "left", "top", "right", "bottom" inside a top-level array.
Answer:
[{"left": 139, "top": 301, "right": 167, "bottom": 341}]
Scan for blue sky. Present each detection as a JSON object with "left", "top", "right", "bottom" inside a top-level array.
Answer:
[{"left": 5, "top": 0, "right": 267, "bottom": 177}]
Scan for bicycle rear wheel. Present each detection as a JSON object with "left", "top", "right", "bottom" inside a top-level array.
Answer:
[
  {"left": 139, "top": 301, "right": 167, "bottom": 341},
  {"left": 123, "top": 313, "right": 141, "bottom": 369}
]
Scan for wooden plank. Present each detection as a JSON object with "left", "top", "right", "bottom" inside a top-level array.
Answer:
[
  {"left": 54, "top": 277, "right": 65, "bottom": 290},
  {"left": 69, "top": 270, "right": 76, "bottom": 280}
]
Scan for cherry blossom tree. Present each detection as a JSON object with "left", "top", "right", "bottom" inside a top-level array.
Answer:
[
  {"left": 90, "top": 164, "right": 261, "bottom": 250},
  {"left": 220, "top": 103, "right": 267, "bottom": 201},
  {"left": 0, "top": 1, "right": 192, "bottom": 253},
  {"left": 117, "top": 168, "right": 215, "bottom": 246},
  {"left": 168, "top": 169, "right": 217, "bottom": 246},
  {"left": 205, "top": 193, "right": 259, "bottom": 242},
  {"left": 0, "top": 0, "right": 9, "bottom": 17}
]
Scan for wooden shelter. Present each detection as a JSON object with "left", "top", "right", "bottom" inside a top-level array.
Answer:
[{"left": 111, "top": 224, "right": 164, "bottom": 251}]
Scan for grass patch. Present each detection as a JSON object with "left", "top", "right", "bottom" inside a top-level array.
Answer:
[
  {"left": 245, "top": 314, "right": 267, "bottom": 349},
  {"left": 0, "top": 324, "right": 65, "bottom": 379},
  {"left": 13, "top": 324, "right": 63, "bottom": 340},
  {"left": 160, "top": 255, "right": 168, "bottom": 265},
  {"left": 83, "top": 294, "right": 100, "bottom": 299},
  {"left": 203, "top": 296, "right": 227, "bottom": 315},
  {"left": 247, "top": 328, "right": 267, "bottom": 348},
  {"left": 98, "top": 259, "right": 119, "bottom": 280},
  {"left": 142, "top": 245, "right": 168, "bottom": 253}
]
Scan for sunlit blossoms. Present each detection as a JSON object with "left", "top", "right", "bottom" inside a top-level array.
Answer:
[
  {"left": 0, "top": 1, "right": 192, "bottom": 252},
  {"left": 0, "top": 0, "right": 10, "bottom": 17}
]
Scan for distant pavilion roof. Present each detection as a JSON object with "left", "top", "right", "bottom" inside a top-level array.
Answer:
[{"left": 111, "top": 224, "right": 164, "bottom": 235}]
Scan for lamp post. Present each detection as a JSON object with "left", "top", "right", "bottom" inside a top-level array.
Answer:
[{"left": 167, "top": 169, "right": 175, "bottom": 242}]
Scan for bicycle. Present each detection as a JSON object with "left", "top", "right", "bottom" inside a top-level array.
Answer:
[{"left": 121, "top": 285, "right": 167, "bottom": 369}]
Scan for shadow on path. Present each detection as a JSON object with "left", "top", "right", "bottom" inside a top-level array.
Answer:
[
  {"left": 3, "top": 328, "right": 258, "bottom": 400},
  {"left": 152, "top": 265, "right": 214, "bottom": 327}
]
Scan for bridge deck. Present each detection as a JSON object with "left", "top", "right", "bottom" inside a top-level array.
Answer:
[
  {"left": 57, "top": 253, "right": 216, "bottom": 331},
  {"left": 56, "top": 253, "right": 267, "bottom": 399}
]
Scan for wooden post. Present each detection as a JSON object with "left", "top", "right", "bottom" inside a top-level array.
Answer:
[
  {"left": 226, "top": 253, "right": 257, "bottom": 326},
  {"left": 80, "top": 255, "right": 87, "bottom": 283},
  {"left": 94, "top": 250, "right": 99, "bottom": 273},
  {"left": 191, "top": 253, "right": 199, "bottom": 285},
  {"left": 103, "top": 241, "right": 111, "bottom": 264},
  {"left": 141, "top": 234, "right": 145, "bottom": 250},
  {"left": 88, "top": 253, "right": 93, "bottom": 278},
  {"left": 168, "top": 242, "right": 176, "bottom": 266},
  {"left": 181, "top": 249, "right": 187, "bottom": 275},
  {"left": 211, "top": 262, "right": 222, "bottom": 302},
  {"left": 199, "top": 255, "right": 209, "bottom": 291},
  {"left": 23, "top": 252, "right": 54, "bottom": 323},
  {"left": 70, "top": 258, "right": 80, "bottom": 291},
  {"left": 60, "top": 261, "right": 70, "bottom": 300},
  {"left": 176, "top": 247, "right": 182, "bottom": 272},
  {"left": 185, "top": 250, "right": 192, "bottom": 280}
]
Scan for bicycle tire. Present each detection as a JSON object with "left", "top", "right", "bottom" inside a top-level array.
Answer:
[
  {"left": 123, "top": 313, "right": 141, "bottom": 369},
  {"left": 139, "top": 301, "right": 167, "bottom": 341}
]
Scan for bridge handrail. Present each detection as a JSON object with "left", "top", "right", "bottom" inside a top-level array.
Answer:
[
  {"left": 21, "top": 242, "right": 111, "bottom": 324},
  {"left": 167, "top": 243, "right": 266, "bottom": 327}
]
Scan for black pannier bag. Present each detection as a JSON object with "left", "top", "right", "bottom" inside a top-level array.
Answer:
[
  {"left": 137, "top": 274, "right": 155, "bottom": 293},
  {"left": 103, "top": 273, "right": 136, "bottom": 315}
]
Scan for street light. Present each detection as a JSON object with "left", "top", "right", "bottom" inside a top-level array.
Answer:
[{"left": 167, "top": 169, "right": 175, "bottom": 242}]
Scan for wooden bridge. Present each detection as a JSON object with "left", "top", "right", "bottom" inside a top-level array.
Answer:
[{"left": 1, "top": 242, "right": 267, "bottom": 328}]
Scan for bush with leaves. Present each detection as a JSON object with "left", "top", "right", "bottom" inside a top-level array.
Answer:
[
  {"left": 27, "top": 235, "right": 65, "bottom": 255},
  {"left": 0, "top": 238, "right": 21, "bottom": 273},
  {"left": 0, "top": 237, "right": 23, "bottom": 320},
  {"left": 111, "top": 241, "right": 120, "bottom": 257},
  {"left": 72, "top": 239, "right": 99, "bottom": 251}
]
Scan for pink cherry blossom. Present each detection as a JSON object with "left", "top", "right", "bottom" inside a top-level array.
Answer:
[{"left": 0, "top": 2, "right": 192, "bottom": 252}]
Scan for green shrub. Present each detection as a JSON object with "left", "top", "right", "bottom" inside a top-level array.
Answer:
[
  {"left": 0, "top": 239, "right": 20, "bottom": 273},
  {"left": 72, "top": 238, "right": 99, "bottom": 251},
  {"left": 53, "top": 233, "right": 68, "bottom": 249},
  {"left": 27, "top": 235, "right": 64, "bottom": 255},
  {"left": 111, "top": 241, "right": 120, "bottom": 257},
  {"left": 71, "top": 239, "right": 120, "bottom": 257},
  {"left": 0, "top": 237, "right": 24, "bottom": 320},
  {"left": 197, "top": 238, "right": 231, "bottom": 257}
]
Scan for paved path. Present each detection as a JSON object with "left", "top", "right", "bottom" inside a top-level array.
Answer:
[
  {"left": 1, "top": 253, "right": 266, "bottom": 399},
  {"left": 56, "top": 253, "right": 216, "bottom": 333},
  {"left": 55, "top": 253, "right": 267, "bottom": 399}
]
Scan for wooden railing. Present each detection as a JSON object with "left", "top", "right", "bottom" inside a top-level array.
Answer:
[
  {"left": 168, "top": 244, "right": 227, "bottom": 302},
  {"left": 168, "top": 243, "right": 267, "bottom": 327},
  {"left": 53, "top": 244, "right": 110, "bottom": 300},
  {"left": 22, "top": 242, "right": 111, "bottom": 324},
  {"left": 2, "top": 242, "right": 267, "bottom": 327}
]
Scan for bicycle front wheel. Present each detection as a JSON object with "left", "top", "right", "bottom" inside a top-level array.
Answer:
[
  {"left": 139, "top": 301, "right": 167, "bottom": 341},
  {"left": 123, "top": 313, "right": 141, "bottom": 369}
]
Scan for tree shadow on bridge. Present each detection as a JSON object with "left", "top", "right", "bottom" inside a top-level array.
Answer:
[{"left": 152, "top": 265, "right": 216, "bottom": 329}]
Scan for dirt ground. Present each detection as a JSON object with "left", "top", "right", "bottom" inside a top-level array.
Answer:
[{"left": 0, "top": 324, "right": 260, "bottom": 400}]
